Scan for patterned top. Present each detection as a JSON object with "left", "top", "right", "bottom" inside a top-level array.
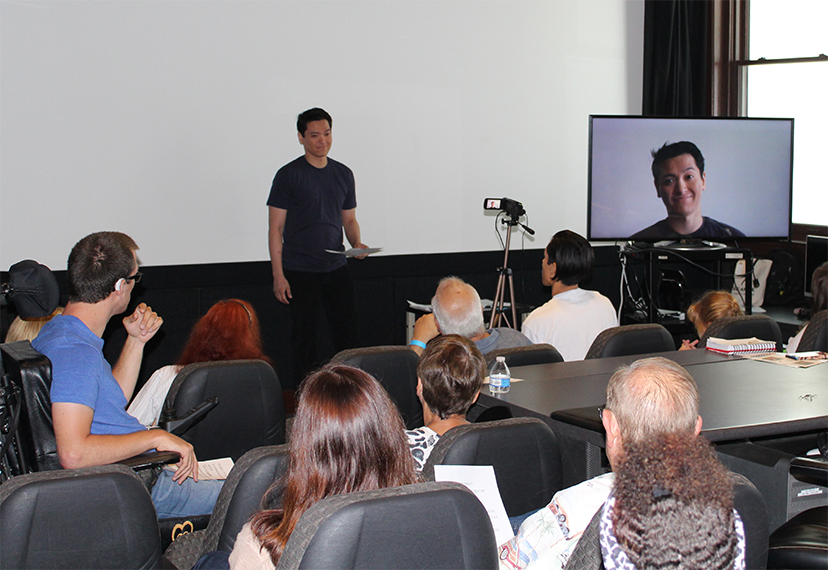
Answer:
[
  {"left": 406, "top": 426, "right": 441, "bottom": 473},
  {"left": 499, "top": 472, "right": 615, "bottom": 569}
]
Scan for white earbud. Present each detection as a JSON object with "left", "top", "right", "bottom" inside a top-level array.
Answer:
[{"left": 115, "top": 278, "right": 124, "bottom": 292}]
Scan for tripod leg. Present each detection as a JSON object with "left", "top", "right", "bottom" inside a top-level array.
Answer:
[
  {"left": 508, "top": 272, "right": 518, "bottom": 327},
  {"left": 490, "top": 273, "right": 506, "bottom": 329}
]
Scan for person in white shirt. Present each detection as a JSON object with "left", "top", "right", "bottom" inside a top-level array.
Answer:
[{"left": 521, "top": 230, "right": 617, "bottom": 361}]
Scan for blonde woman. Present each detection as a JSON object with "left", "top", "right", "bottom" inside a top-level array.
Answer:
[{"left": 680, "top": 291, "right": 742, "bottom": 350}]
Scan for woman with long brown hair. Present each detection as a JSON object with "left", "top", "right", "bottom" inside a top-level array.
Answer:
[
  {"left": 128, "top": 299, "right": 271, "bottom": 426},
  {"left": 227, "top": 363, "right": 417, "bottom": 569}
]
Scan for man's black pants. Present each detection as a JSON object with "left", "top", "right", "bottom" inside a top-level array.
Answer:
[{"left": 284, "top": 265, "right": 359, "bottom": 385}]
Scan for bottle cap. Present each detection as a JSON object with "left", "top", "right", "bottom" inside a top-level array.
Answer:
[{"left": 496, "top": 356, "right": 506, "bottom": 362}]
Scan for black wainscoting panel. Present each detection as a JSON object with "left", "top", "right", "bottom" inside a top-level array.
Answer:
[{"left": 1, "top": 246, "right": 623, "bottom": 391}]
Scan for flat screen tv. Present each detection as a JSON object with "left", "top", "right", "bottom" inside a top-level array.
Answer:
[{"left": 587, "top": 115, "right": 794, "bottom": 243}]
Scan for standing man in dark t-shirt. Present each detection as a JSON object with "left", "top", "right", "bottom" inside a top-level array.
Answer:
[{"left": 268, "top": 108, "right": 368, "bottom": 384}]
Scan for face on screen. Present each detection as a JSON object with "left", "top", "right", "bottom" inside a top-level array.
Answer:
[{"left": 654, "top": 154, "right": 706, "bottom": 219}]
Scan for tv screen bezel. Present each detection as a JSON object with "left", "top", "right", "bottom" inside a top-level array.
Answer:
[{"left": 587, "top": 115, "right": 794, "bottom": 243}]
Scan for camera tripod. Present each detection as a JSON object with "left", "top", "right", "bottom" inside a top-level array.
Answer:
[{"left": 490, "top": 215, "right": 533, "bottom": 329}]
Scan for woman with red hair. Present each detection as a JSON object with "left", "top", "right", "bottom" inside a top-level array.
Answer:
[{"left": 128, "top": 299, "right": 271, "bottom": 426}]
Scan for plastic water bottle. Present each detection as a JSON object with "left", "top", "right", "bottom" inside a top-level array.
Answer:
[{"left": 489, "top": 356, "right": 511, "bottom": 394}]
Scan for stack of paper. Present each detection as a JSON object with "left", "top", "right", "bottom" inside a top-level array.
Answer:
[{"left": 705, "top": 337, "right": 776, "bottom": 355}]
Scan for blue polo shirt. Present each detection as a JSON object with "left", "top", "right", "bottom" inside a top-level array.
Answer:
[{"left": 33, "top": 315, "right": 145, "bottom": 436}]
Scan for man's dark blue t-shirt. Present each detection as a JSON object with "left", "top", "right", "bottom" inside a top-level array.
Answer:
[
  {"left": 630, "top": 217, "right": 745, "bottom": 241},
  {"left": 267, "top": 156, "right": 357, "bottom": 273}
]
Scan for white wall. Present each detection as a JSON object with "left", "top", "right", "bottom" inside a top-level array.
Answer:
[{"left": 0, "top": 0, "right": 644, "bottom": 270}]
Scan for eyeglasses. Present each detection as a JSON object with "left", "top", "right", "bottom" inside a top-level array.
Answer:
[
  {"left": 598, "top": 405, "right": 607, "bottom": 420},
  {"left": 123, "top": 271, "right": 143, "bottom": 284}
]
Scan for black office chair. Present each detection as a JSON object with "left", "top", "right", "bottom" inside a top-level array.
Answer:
[
  {"left": 1, "top": 339, "right": 220, "bottom": 552},
  {"left": 165, "top": 445, "right": 290, "bottom": 570},
  {"left": 797, "top": 310, "right": 828, "bottom": 352},
  {"left": 699, "top": 314, "right": 784, "bottom": 352},
  {"left": 585, "top": 323, "right": 674, "bottom": 360},
  {"left": 767, "top": 457, "right": 828, "bottom": 569},
  {"left": 330, "top": 346, "right": 423, "bottom": 430},
  {"left": 484, "top": 343, "right": 564, "bottom": 367},
  {"left": 0, "top": 340, "right": 180, "bottom": 479},
  {"left": 0, "top": 464, "right": 164, "bottom": 570},
  {"left": 566, "top": 472, "right": 769, "bottom": 570},
  {"left": 421, "top": 417, "right": 562, "bottom": 518},
  {"left": 277, "top": 481, "right": 498, "bottom": 570},
  {"left": 161, "top": 360, "right": 286, "bottom": 462},
  {"left": 1, "top": 340, "right": 62, "bottom": 474}
]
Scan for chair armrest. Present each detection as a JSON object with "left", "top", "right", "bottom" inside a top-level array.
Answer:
[
  {"left": 119, "top": 450, "right": 181, "bottom": 470},
  {"left": 159, "top": 397, "right": 219, "bottom": 436},
  {"left": 790, "top": 456, "right": 828, "bottom": 487}
]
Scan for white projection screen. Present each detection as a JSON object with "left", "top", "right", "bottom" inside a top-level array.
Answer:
[{"left": 1, "top": 0, "right": 644, "bottom": 270}]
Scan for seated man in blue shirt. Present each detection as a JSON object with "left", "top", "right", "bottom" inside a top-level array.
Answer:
[{"left": 33, "top": 231, "right": 222, "bottom": 518}]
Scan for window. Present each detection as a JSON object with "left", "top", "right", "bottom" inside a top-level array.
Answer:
[{"left": 745, "top": 0, "right": 827, "bottom": 226}]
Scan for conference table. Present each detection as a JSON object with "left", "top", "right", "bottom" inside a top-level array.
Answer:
[
  {"left": 480, "top": 349, "right": 827, "bottom": 438},
  {"left": 477, "top": 349, "right": 828, "bottom": 488}
]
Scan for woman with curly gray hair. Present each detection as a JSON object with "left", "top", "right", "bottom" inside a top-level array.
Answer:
[{"left": 600, "top": 433, "right": 745, "bottom": 570}]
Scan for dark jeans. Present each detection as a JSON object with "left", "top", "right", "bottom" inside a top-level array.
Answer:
[
  {"left": 284, "top": 265, "right": 359, "bottom": 383},
  {"left": 192, "top": 550, "right": 230, "bottom": 570}
]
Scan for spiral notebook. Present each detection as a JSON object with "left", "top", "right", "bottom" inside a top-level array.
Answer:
[{"left": 705, "top": 337, "right": 776, "bottom": 355}]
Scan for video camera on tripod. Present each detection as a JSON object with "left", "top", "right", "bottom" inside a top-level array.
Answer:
[{"left": 483, "top": 197, "right": 534, "bottom": 329}]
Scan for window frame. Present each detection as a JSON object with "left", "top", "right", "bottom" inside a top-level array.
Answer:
[{"left": 709, "top": 0, "right": 827, "bottom": 233}]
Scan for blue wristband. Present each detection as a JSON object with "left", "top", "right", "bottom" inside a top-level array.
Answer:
[{"left": 409, "top": 340, "right": 427, "bottom": 349}]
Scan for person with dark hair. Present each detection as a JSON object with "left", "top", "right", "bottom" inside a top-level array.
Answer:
[
  {"left": 128, "top": 299, "right": 272, "bottom": 426},
  {"left": 220, "top": 363, "right": 417, "bottom": 569},
  {"left": 406, "top": 335, "right": 486, "bottom": 472},
  {"left": 408, "top": 276, "right": 531, "bottom": 356},
  {"left": 603, "top": 433, "right": 744, "bottom": 569},
  {"left": 787, "top": 261, "right": 828, "bottom": 352},
  {"left": 631, "top": 141, "right": 745, "bottom": 240},
  {"left": 268, "top": 107, "right": 370, "bottom": 386},
  {"left": 500, "top": 357, "right": 704, "bottom": 570},
  {"left": 33, "top": 232, "right": 223, "bottom": 518},
  {"left": 521, "top": 230, "right": 616, "bottom": 361}
]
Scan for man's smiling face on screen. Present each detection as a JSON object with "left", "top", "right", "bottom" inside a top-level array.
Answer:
[{"left": 655, "top": 153, "right": 705, "bottom": 220}]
